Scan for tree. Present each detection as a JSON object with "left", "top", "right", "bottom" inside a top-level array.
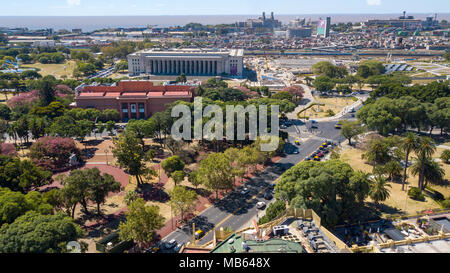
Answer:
[
  {"left": 341, "top": 121, "right": 363, "bottom": 145},
  {"left": 376, "top": 160, "right": 402, "bottom": 181},
  {"left": 118, "top": 198, "right": 165, "bottom": 250},
  {"left": 257, "top": 200, "right": 286, "bottom": 225},
  {"left": 161, "top": 156, "right": 185, "bottom": 178},
  {"left": 76, "top": 119, "right": 95, "bottom": 143},
  {"left": 176, "top": 73, "right": 187, "bottom": 83},
  {"left": 0, "top": 211, "right": 82, "bottom": 253},
  {"left": 0, "top": 104, "right": 11, "bottom": 120},
  {"left": 312, "top": 61, "right": 348, "bottom": 78},
  {"left": 441, "top": 149, "right": 450, "bottom": 164},
  {"left": 413, "top": 137, "right": 437, "bottom": 191},
  {"left": 411, "top": 156, "right": 444, "bottom": 189},
  {"left": 197, "top": 152, "right": 234, "bottom": 199},
  {"left": 124, "top": 190, "right": 139, "bottom": 206},
  {"left": 112, "top": 131, "right": 149, "bottom": 186},
  {"left": 36, "top": 77, "right": 56, "bottom": 106},
  {"left": 171, "top": 170, "right": 185, "bottom": 186},
  {"left": 114, "top": 60, "right": 128, "bottom": 73},
  {"left": 168, "top": 186, "right": 197, "bottom": 222},
  {"left": 275, "top": 160, "right": 370, "bottom": 228},
  {"left": 106, "top": 120, "right": 116, "bottom": 135},
  {"left": 361, "top": 137, "right": 392, "bottom": 167},
  {"left": 400, "top": 132, "right": 420, "bottom": 191},
  {"left": 0, "top": 187, "right": 53, "bottom": 226},
  {"left": 29, "top": 136, "right": 80, "bottom": 170},
  {"left": 0, "top": 155, "right": 52, "bottom": 192},
  {"left": 188, "top": 170, "right": 202, "bottom": 189},
  {"left": 126, "top": 119, "right": 156, "bottom": 147},
  {"left": 357, "top": 60, "right": 385, "bottom": 78},
  {"left": 48, "top": 115, "right": 81, "bottom": 138},
  {"left": 85, "top": 168, "right": 121, "bottom": 214},
  {"left": 100, "top": 109, "right": 120, "bottom": 122},
  {"left": 369, "top": 176, "right": 391, "bottom": 205}
]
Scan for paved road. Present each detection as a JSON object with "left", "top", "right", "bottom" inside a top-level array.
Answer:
[{"left": 160, "top": 114, "right": 358, "bottom": 248}]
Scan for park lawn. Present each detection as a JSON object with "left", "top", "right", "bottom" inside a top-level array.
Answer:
[
  {"left": 108, "top": 72, "right": 128, "bottom": 79},
  {"left": 301, "top": 96, "right": 356, "bottom": 119},
  {"left": 340, "top": 146, "right": 449, "bottom": 216},
  {"left": 22, "top": 60, "right": 77, "bottom": 79}
]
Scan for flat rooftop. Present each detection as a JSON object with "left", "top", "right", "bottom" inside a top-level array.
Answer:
[
  {"left": 211, "top": 234, "right": 304, "bottom": 254},
  {"left": 131, "top": 48, "right": 244, "bottom": 57},
  {"left": 380, "top": 238, "right": 450, "bottom": 253}
]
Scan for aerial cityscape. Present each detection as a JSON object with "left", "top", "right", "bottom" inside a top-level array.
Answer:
[{"left": 0, "top": 0, "right": 449, "bottom": 264}]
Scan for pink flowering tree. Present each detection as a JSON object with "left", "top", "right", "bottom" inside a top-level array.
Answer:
[
  {"left": 235, "top": 86, "right": 261, "bottom": 99},
  {"left": 0, "top": 143, "right": 17, "bottom": 157},
  {"left": 29, "top": 136, "right": 81, "bottom": 171},
  {"left": 7, "top": 90, "right": 40, "bottom": 110},
  {"left": 282, "top": 86, "right": 305, "bottom": 104},
  {"left": 55, "top": 84, "right": 73, "bottom": 95}
]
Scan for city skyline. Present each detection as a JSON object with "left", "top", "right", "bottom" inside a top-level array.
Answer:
[{"left": 1, "top": 0, "right": 449, "bottom": 16}]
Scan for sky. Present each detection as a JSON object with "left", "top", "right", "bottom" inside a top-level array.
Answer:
[{"left": 1, "top": 0, "right": 449, "bottom": 16}]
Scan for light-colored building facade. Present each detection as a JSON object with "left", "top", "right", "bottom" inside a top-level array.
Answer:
[{"left": 127, "top": 48, "right": 244, "bottom": 77}]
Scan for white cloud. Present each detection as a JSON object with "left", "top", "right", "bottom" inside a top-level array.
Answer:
[
  {"left": 366, "top": 0, "right": 381, "bottom": 6},
  {"left": 67, "top": 0, "right": 81, "bottom": 7}
]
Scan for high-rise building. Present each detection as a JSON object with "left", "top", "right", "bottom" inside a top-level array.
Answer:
[{"left": 317, "top": 17, "right": 331, "bottom": 38}]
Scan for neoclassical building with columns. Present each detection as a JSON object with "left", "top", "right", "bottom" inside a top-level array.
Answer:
[{"left": 127, "top": 48, "right": 244, "bottom": 77}]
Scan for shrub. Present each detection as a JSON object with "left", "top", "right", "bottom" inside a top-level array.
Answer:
[
  {"left": 408, "top": 187, "right": 425, "bottom": 201},
  {"left": 0, "top": 143, "right": 17, "bottom": 156},
  {"left": 257, "top": 200, "right": 286, "bottom": 225},
  {"left": 441, "top": 200, "right": 450, "bottom": 209},
  {"left": 440, "top": 149, "right": 450, "bottom": 164}
]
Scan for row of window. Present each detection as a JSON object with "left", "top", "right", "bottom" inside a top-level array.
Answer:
[{"left": 121, "top": 103, "right": 145, "bottom": 113}]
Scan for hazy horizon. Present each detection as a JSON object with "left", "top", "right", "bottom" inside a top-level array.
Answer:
[{"left": 1, "top": 13, "right": 449, "bottom": 32}]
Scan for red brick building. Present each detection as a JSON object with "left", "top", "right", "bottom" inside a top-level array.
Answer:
[{"left": 75, "top": 81, "right": 194, "bottom": 121}]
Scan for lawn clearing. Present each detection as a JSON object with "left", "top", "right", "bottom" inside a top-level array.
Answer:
[
  {"left": 339, "top": 146, "right": 449, "bottom": 216},
  {"left": 22, "top": 60, "right": 77, "bottom": 79},
  {"left": 301, "top": 96, "right": 356, "bottom": 118}
]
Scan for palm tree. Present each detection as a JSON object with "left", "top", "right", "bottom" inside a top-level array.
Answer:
[
  {"left": 378, "top": 160, "right": 402, "bottom": 182},
  {"left": 369, "top": 175, "right": 391, "bottom": 205},
  {"left": 414, "top": 137, "right": 436, "bottom": 191},
  {"left": 411, "top": 156, "right": 444, "bottom": 189},
  {"left": 400, "top": 132, "right": 419, "bottom": 191}
]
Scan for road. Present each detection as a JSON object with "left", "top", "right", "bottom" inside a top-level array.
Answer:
[{"left": 160, "top": 108, "right": 362, "bottom": 248}]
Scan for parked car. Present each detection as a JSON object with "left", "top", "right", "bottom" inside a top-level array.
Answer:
[
  {"left": 264, "top": 192, "right": 273, "bottom": 200},
  {"left": 173, "top": 243, "right": 184, "bottom": 252},
  {"left": 241, "top": 188, "right": 249, "bottom": 195},
  {"left": 195, "top": 230, "right": 204, "bottom": 239},
  {"left": 256, "top": 202, "right": 266, "bottom": 209},
  {"left": 165, "top": 239, "right": 176, "bottom": 249}
]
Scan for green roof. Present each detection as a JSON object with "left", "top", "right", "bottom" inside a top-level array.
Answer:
[{"left": 211, "top": 233, "right": 304, "bottom": 253}]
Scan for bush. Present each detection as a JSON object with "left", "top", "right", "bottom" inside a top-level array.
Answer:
[
  {"left": 257, "top": 200, "right": 286, "bottom": 225},
  {"left": 408, "top": 187, "right": 425, "bottom": 201},
  {"left": 441, "top": 200, "right": 450, "bottom": 209}
]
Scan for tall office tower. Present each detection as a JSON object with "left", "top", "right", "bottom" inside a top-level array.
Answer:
[{"left": 317, "top": 17, "right": 331, "bottom": 38}]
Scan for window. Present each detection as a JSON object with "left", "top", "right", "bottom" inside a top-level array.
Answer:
[
  {"left": 130, "top": 103, "right": 137, "bottom": 113},
  {"left": 139, "top": 103, "right": 145, "bottom": 113},
  {"left": 121, "top": 103, "right": 128, "bottom": 113}
]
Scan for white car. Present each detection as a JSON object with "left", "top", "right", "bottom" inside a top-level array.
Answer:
[
  {"left": 165, "top": 239, "right": 176, "bottom": 249},
  {"left": 256, "top": 202, "right": 266, "bottom": 209}
]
